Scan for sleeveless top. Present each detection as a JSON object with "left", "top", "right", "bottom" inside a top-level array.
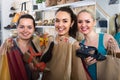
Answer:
[
  {"left": 114, "top": 32, "right": 120, "bottom": 48},
  {"left": 81, "top": 33, "right": 107, "bottom": 80}
]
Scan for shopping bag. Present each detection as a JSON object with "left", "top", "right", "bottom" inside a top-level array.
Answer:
[
  {"left": 0, "top": 39, "right": 29, "bottom": 80},
  {"left": 97, "top": 54, "right": 120, "bottom": 80},
  {"left": 0, "top": 43, "right": 11, "bottom": 80}
]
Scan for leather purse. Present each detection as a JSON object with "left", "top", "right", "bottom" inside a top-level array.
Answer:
[{"left": 76, "top": 43, "right": 106, "bottom": 61}]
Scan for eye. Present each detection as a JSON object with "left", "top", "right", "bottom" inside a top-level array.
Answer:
[
  {"left": 27, "top": 26, "right": 33, "bottom": 29},
  {"left": 19, "top": 25, "right": 24, "bottom": 28},
  {"left": 78, "top": 20, "right": 82, "bottom": 23},
  {"left": 63, "top": 20, "right": 68, "bottom": 23},
  {"left": 55, "top": 19, "right": 59, "bottom": 23},
  {"left": 86, "top": 20, "right": 90, "bottom": 23}
]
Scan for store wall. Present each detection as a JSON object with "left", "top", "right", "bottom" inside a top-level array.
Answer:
[
  {"left": 97, "top": 0, "right": 120, "bottom": 16},
  {"left": 1, "top": 0, "right": 13, "bottom": 42},
  {"left": 1, "top": 0, "right": 32, "bottom": 43}
]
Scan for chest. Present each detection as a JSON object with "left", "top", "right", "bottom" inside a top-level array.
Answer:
[
  {"left": 18, "top": 45, "right": 29, "bottom": 54},
  {"left": 84, "top": 38, "right": 99, "bottom": 48}
]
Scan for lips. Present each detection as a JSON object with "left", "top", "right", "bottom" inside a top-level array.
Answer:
[
  {"left": 57, "top": 27, "right": 65, "bottom": 33},
  {"left": 22, "top": 33, "right": 30, "bottom": 37},
  {"left": 81, "top": 27, "right": 88, "bottom": 32}
]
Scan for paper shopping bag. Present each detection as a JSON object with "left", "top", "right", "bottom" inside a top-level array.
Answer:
[
  {"left": 0, "top": 43, "right": 11, "bottom": 80},
  {"left": 97, "top": 54, "right": 120, "bottom": 80}
]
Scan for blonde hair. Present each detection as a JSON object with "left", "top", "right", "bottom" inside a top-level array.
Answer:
[{"left": 77, "top": 9, "right": 96, "bottom": 21}]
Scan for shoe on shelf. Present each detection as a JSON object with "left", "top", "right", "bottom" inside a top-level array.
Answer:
[
  {"left": 10, "top": 7, "right": 16, "bottom": 10},
  {"left": 4, "top": 25, "right": 11, "bottom": 30},
  {"left": 11, "top": 25, "right": 16, "bottom": 29},
  {"left": 4, "top": 24, "right": 16, "bottom": 30},
  {"left": 9, "top": 13, "right": 16, "bottom": 18}
]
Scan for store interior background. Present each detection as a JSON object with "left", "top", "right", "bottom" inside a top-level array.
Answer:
[{"left": 0, "top": 0, "right": 120, "bottom": 45}]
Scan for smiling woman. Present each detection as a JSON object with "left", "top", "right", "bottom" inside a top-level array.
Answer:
[
  {"left": 77, "top": 9, "right": 120, "bottom": 80},
  {"left": 42, "top": 7, "right": 91, "bottom": 80},
  {"left": 0, "top": 14, "right": 54, "bottom": 80}
]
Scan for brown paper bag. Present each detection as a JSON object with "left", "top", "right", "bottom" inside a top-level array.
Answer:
[
  {"left": 42, "top": 41, "right": 89, "bottom": 80},
  {"left": 97, "top": 54, "right": 120, "bottom": 80},
  {"left": 0, "top": 43, "right": 11, "bottom": 80}
]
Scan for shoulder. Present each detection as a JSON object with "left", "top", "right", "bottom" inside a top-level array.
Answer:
[
  {"left": 104, "top": 33, "right": 114, "bottom": 41},
  {"left": 103, "top": 33, "right": 118, "bottom": 48},
  {"left": 69, "top": 37, "right": 77, "bottom": 44},
  {"left": 0, "top": 38, "right": 14, "bottom": 50},
  {"left": 73, "top": 41, "right": 80, "bottom": 50}
]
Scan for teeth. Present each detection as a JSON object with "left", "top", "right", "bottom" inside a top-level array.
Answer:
[
  {"left": 23, "top": 33, "right": 29, "bottom": 36},
  {"left": 58, "top": 27, "right": 64, "bottom": 31},
  {"left": 81, "top": 27, "right": 87, "bottom": 31}
]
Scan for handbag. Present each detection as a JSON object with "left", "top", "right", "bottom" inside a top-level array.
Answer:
[
  {"left": 57, "top": 0, "right": 66, "bottom": 5},
  {"left": 66, "top": 0, "right": 79, "bottom": 3},
  {"left": 97, "top": 53, "right": 120, "bottom": 80},
  {"left": 45, "top": 0, "right": 57, "bottom": 7}
]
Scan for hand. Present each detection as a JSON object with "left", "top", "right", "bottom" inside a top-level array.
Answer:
[
  {"left": 28, "top": 63, "right": 37, "bottom": 71},
  {"left": 5, "top": 38, "right": 14, "bottom": 50},
  {"left": 84, "top": 56, "right": 97, "bottom": 66},
  {"left": 107, "top": 38, "right": 120, "bottom": 54}
]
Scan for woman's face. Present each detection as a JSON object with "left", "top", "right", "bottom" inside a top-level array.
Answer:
[
  {"left": 77, "top": 12, "right": 95, "bottom": 35},
  {"left": 55, "top": 11, "right": 73, "bottom": 36},
  {"left": 17, "top": 18, "right": 35, "bottom": 40}
]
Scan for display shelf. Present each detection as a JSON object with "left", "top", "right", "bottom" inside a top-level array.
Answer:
[
  {"left": 33, "top": 0, "right": 95, "bottom": 12},
  {"left": 36, "top": 26, "right": 55, "bottom": 28},
  {"left": 36, "top": 26, "right": 55, "bottom": 36}
]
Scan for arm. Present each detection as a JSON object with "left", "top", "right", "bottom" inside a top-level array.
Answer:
[{"left": 105, "top": 34, "right": 120, "bottom": 54}]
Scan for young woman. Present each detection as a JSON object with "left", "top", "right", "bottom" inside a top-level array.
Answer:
[
  {"left": 42, "top": 7, "right": 91, "bottom": 80},
  {"left": 77, "top": 9, "right": 120, "bottom": 80},
  {"left": 0, "top": 14, "right": 53, "bottom": 80}
]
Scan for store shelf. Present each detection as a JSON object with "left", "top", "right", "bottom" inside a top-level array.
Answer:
[
  {"left": 36, "top": 26, "right": 55, "bottom": 36},
  {"left": 36, "top": 26, "right": 55, "bottom": 28},
  {"left": 34, "top": 0, "right": 95, "bottom": 12}
]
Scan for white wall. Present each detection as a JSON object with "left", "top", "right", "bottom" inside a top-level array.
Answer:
[
  {"left": 97, "top": 0, "right": 120, "bottom": 17},
  {"left": 1, "top": 0, "right": 33, "bottom": 43},
  {"left": 1, "top": 0, "right": 14, "bottom": 42}
]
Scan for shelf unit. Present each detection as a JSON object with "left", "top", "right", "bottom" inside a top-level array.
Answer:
[
  {"left": 33, "top": 0, "right": 96, "bottom": 36},
  {"left": 33, "top": 0, "right": 95, "bottom": 11}
]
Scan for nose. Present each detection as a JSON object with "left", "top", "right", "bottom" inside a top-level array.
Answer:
[
  {"left": 24, "top": 27, "right": 28, "bottom": 32},
  {"left": 57, "top": 21, "right": 63, "bottom": 27},
  {"left": 81, "top": 22, "right": 86, "bottom": 26}
]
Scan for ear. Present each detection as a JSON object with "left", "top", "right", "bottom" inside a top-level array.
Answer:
[
  {"left": 93, "top": 20, "right": 96, "bottom": 27},
  {"left": 71, "top": 21, "right": 74, "bottom": 28}
]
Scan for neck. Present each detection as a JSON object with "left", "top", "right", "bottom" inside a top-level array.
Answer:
[
  {"left": 56, "top": 35, "right": 69, "bottom": 42},
  {"left": 17, "top": 38, "right": 31, "bottom": 47},
  {"left": 84, "top": 31, "right": 98, "bottom": 42}
]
